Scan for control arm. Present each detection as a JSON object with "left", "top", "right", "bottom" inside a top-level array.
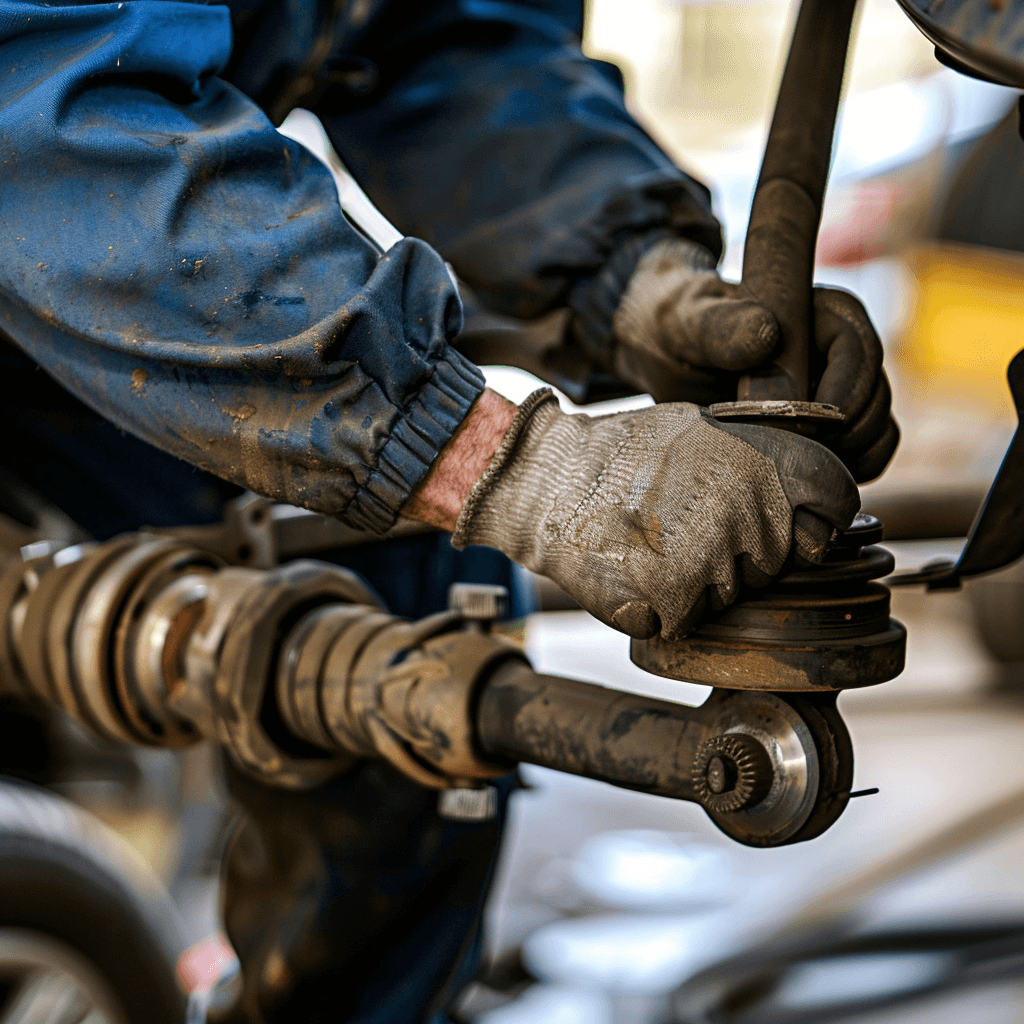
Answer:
[{"left": 0, "top": 533, "right": 852, "bottom": 847}]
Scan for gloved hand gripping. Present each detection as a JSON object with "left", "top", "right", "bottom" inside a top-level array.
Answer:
[{"left": 452, "top": 390, "right": 859, "bottom": 641}]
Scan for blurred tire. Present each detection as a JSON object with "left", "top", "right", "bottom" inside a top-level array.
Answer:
[
  {"left": 967, "top": 557, "right": 1024, "bottom": 664},
  {"left": 0, "top": 777, "right": 188, "bottom": 1023}
]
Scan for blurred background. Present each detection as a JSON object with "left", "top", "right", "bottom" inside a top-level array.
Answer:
[{"left": 7, "top": 1, "right": 1024, "bottom": 1021}]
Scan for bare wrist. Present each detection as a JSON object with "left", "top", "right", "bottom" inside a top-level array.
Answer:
[{"left": 403, "top": 388, "right": 517, "bottom": 531}]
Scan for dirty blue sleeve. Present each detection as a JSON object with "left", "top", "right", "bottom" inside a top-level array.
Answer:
[
  {"left": 0, "top": 0, "right": 484, "bottom": 533},
  {"left": 314, "top": 0, "right": 723, "bottom": 321}
]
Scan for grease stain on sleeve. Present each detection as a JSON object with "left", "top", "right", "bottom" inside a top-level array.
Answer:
[{"left": 130, "top": 367, "right": 148, "bottom": 394}]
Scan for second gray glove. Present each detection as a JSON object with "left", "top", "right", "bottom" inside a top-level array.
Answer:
[{"left": 452, "top": 389, "right": 859, "bottom": 640}]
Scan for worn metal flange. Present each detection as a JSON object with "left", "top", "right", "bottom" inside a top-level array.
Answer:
[
  {"left": 631, "top": 515, "right": 907, "bottom": 692},
  {"left": 631, "top": 601, "right": 906, "bottom": 691}
]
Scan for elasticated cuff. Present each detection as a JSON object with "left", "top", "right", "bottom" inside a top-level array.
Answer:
[{"left": 344, "top": 347, "right": 486, "bottom": 533}]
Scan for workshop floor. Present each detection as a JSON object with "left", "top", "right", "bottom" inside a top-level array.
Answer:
[{"left": 471, "top": 577, "right": 1024, "bottom": 1023}]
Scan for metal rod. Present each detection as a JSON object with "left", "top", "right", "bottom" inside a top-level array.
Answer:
[
  {"left": 476, "top": 661, "right": 706, "bottom": 802},
  {"left": 739, "top": 0, "right": 858, "bottom": 402}
]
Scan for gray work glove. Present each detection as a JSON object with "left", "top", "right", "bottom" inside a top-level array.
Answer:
[
  {"left": 452, "top": 389, "right": 860, "bottom": 641},
  {"left": 596, "top": 238, "right": 899, "bottom": 483}
]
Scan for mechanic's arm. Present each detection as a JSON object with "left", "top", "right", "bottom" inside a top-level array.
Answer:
[
  {"left": 0, "top": 0, "right": 482, "bottom": 534},
  {"left": 319, "top": 0, "right": 897, "bottom": 482},
  {"left": 406, "top": 387, "right": 860, "bottom": 640}
]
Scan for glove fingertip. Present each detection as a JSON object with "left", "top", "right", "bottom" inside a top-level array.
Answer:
[
  {"left": 792, "top": 508, "right": 834, "bottom": 564},
  {"left": 716, "top": 306, "right": 780, "bottom": 371},
  {"left": 851, "top": 418, "right": 901, "bottom": 484},
  {"left": 611, "top": 601, "right": 661, "bottom": 640}
]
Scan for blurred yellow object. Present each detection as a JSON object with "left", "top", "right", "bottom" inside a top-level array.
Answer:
[{"left": 900, "top": 242, "right": 1024, "bottom": 393}]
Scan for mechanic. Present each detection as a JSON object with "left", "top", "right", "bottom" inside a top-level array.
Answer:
[{"left": 0, "top": 1, "right": 897, "bottom": 1021}]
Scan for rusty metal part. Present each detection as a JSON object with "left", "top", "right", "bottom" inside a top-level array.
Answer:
[
  {"left": 319, "top": 616, "right": 523, "bottom": 789},
  {"left": 737, "top": 0, "right": 857, "bottom": 409},
  {"left": 199, "top": 560, "right": 381, "bottom": 788},
  {"left": 0, "top": 534, "right": 382, "bottom": 782},
  {"left": 631, "top": 588, "right": 905, "bottom": 691},
  {"left": 0, "top": 532, "right": 858, "bottom": 845},
  {"left": 632, "top": 515, "right": 906, "bottom": 692},
  {"left": 0, "top": 533, "right": 521, "bottom": 791},
  {"left": 708, "top": 400, "right": 844, "bottom": 431},
  {"left": 166, "top": 559, "right": 380, "bottom": 787},
  {"left": 476, "top": 665, "right": 852, "bottom": 847},
  {"left": 437, "top": 583, "right": 512, "bottom": 820},
  {"left": 275, "top": 603, "right": 370, "bottom": 751},
  {"left": 692, "top": 734, "right": 773, "bottom": 814}
]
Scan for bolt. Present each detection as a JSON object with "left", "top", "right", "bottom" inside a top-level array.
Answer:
[
  {"left": 437, "top": 784, "right": 498, "bottom": 822},
  {"left": 447, "top": 583, "right": 508, "bottom": 629},
  {"left": 706, "top": 755, "right": 737, "bottom": 794}
]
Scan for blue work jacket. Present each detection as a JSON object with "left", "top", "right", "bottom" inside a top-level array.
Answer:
[{"left": 0, "top": 0, "right": 720, "bottom": 532}]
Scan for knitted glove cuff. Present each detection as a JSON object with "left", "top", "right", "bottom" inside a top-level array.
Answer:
[{"left": 451, "top": 388, "right": 559, "bottom": 550}]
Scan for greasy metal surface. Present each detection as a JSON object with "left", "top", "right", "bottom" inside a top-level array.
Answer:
[
  {"left": 895, "top": 0, "right": 1024, "bottom": 89},
  {"left": 319, "top": 614, "right": 520, "bottom": 788},
  {"left": 632, "top": 516, "right": 907, "bottom": 692},
  {"left": 777, "top": 545, "right": 894, "bottom": 586},
  {"left": 275, "top": 603, "right": 369, "bottom": 751},
  {"left": 115, "top": 549, "right": 220, "bottom": 746},
  {"left": 709, "top": 400, "right": 843, "bottom": 422},
  {"left": 0, "top": 531, "right": 855, "bottom": 845},
  {"left": 477, "top": 666, "right": 847, "bottom": 846},
  {"left": 687, "top": 583, "right": 893, "bottom": 642},
  {"left": 27, "top": 539, "right": 139, "bottom": 737},
  {"left": 478, "top": 662, "right": 704, "bottom": 802},
  {"left": 632, "top": 623, "right": 906, "bottom": 691},
  {"left": 781, "top": 693, "right": 853, "bottom": 844},
  {"left": 739, "top": 0, "right": 858, "bottom": 403},
  {"left": 692, "top": 734, "right": 773, "bottom": 814},
  {"left": 72, "top": 536, "right": 192, "bottom": 743},
  {"left": 208, "top": 560, "right": 379, "bottom": 789},
  {"left": 698, "top": 690, "right": 823, "bottom": 847},
  {"left": 709, "top": 399, "right": 844, "bottom": 437}
]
